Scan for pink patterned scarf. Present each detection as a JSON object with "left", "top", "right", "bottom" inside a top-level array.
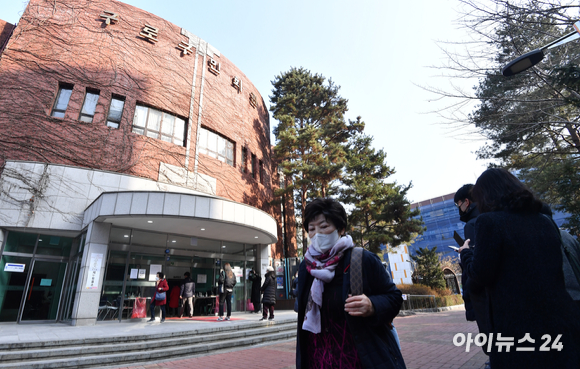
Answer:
[{"left": 303, "top": 234, "right": 354, "bottom": 334}]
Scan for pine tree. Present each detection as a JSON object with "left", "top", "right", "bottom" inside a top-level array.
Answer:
[
  {"left": 411, "top": 247, "right": 446, "bottom": 290},
  {"left": 270, "top": 67, "right": 359, "bottom": 248},
  {"left": 340, "top": 130, "right": 424, "bottom": 253}
]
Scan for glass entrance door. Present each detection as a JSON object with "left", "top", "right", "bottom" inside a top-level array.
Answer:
[{"left": 20, "top": 259, "right": 67, "bottom": 322}]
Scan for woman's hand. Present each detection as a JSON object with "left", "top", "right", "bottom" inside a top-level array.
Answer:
[
  {"left": 458, "top": 239, "right": 471, "bottom": 252},
  {"left": 345, "top": 294, "right": 375, "bottom": 317}
]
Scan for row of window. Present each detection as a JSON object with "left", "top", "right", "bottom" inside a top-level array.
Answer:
[
  {"left": 50, "top": 84, "right": 265, "bottom": 183},
  {"left": 52, "top": 84, "right": 125, "bottom": 129},
  {"left": 241, "top": 147, "right": 264, "bottom": 184}
]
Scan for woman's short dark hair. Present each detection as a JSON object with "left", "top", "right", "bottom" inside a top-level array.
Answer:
[
  {"left": 303, "top": 198, "right": 347, "bottom": 232},
  {"left": 157, "top": 272, "right": 164, "bottom": 279},
  {"left": 472, "top": 168, "right": 542, "bottom": 214}
]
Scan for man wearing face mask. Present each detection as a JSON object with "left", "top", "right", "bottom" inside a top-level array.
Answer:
[
  {"left": 295, "top": 198, "right": 405, "bottom": 369},
  {"left": 454, "top": 184, "right": 479, "bottom": 322},
  {"left": 454, "top": 184, "right": 489, "bottom": 369}
]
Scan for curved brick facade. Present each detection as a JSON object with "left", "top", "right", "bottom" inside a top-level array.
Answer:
[{"left": 0, "top": 0, "right": 273, "bottom": 214}]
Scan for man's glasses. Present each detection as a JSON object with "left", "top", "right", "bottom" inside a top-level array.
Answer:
[{"left": 454, "top": 200, "right": 464, "bottom": 208}]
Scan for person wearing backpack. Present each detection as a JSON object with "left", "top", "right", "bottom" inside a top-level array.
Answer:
[
  {"left": 295, "top": 198, "right": 406, "bottom": 369},
  {"left": 217, "top": 263, "right": 236, "bottom": 321}
]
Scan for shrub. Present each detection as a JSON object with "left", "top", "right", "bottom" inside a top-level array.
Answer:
[
  {"left": 397, "top": 283, "right": 436, "bottom": 295},
  {"left": 397, "top": 284, "right": 454, "bottom": 297},
  {"left": 435, "top": 295, "right": 464, "bottom": 307},
  {"left": 435, "top": 288, "right": 452, "bottom": 297}
]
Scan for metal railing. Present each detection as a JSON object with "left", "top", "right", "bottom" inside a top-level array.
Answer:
[{"left": 400, "top": 294, "right": 438, "bottom": 312}]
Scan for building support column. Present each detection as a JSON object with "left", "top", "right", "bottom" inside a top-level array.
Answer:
[
  {"left": 0, "top": 229, "right": 5, "bottom": 253},
  {"left": 70, "top": 221, "right": 111, "bottom": 326},
  {"left": 257, "top": 243, "right": 269, "bottom": 279}
]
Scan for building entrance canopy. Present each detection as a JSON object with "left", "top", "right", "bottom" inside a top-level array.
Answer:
[{"left": 83, "top": 192, "right": 278, "bottom": 245}]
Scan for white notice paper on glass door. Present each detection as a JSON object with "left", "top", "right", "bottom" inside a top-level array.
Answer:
[{"left": 149, "top": 264, "right": 162, "bottom": 281}]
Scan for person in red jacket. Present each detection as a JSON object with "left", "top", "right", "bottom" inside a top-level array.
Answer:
[
  {"left": 148, "top": 272, "right": 169, "bottom": 323},
  {"left": 168, "top": 285, "right": 181, "bottom": 317}
]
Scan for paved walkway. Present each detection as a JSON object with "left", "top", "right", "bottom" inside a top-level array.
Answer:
[
  {"left": 114, "top": 309, "right": 487, "bottom": 369},
  {"left": 0, "top": 311, "right": 298, "bottom": 345}
]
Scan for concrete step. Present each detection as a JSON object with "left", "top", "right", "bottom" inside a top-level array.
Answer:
[{"left": 0, "top": 318, "right": 297, "bottom": 369}]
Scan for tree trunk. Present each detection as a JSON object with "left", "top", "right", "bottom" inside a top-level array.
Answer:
[{"left": 565, "top": 122, "right": 580, "bottom": 153}]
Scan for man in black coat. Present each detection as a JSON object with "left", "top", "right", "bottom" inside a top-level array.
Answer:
[
  {"left": 455, "top": 184, "right": 489, "bottom": 369},
  {"left": 454, "top": 184, "right": 479, "bottom": 322},
  {"left": 179, "top": 272, "right": 195, "bottom": 318}
]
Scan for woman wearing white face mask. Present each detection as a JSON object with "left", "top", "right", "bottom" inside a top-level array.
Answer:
[
  {"left": 296, "top": 198, "right": 406, "bottom": 369},
  {"left": 148, "top": 272, "right": 169, "bottom": 323}
]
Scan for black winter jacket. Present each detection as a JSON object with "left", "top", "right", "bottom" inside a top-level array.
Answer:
[
  {"left": 249, "top": 271, "right": 261, "bottom": 306},
  {"left": 218, "top": 271, "right": 236, "bottom": 291},
  {"left": 261, "top": 272, "right": 276, "bottom": 305},
  {"left": 461, "top": 211, "right": 580, "bottom": 369},
  {"left": 458, "top": 203, "right": 479, "bottom": 322},
  {"left": 296, "top": 248, "right": 406, "bottom": 369}
]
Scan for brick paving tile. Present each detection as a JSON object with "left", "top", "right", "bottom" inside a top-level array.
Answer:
[{"left": 120, "top": 310, "right": 486, "bottom": 369}]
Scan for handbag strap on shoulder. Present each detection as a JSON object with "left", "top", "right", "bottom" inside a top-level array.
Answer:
[{"left": 350, "top": 247, "right": 363, "bottom": 295}]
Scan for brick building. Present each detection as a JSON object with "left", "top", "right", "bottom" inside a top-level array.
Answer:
[{"left": 0, "top": 0, "right": 292, "bottom": 325}]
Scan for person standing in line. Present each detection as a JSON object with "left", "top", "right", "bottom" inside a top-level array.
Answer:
[
  {"left": 168, "top": 284, "right": 180, "bottom": 317},
  {"left": 217, "top": 263, "right": 236, "bottom": 321},
  {"left": 291, "top": 270, "right": 299, "bottom": 313},
  {"left": 179, "top": 272, "right": 195, "bottom": 318},
  {"left": 248, "top": 269, "right": 262, "bottom": 314},
  {"left": 459, "top": 168, "right": 580, "bottom": 369},
  {"left": 454, "top": 184, "right": 489, "bottom": 369},
  {"left": 540, "top": 203, "right": 580, "bottom": 311},
  {"left": 148, "top": 272, "right": 169, "bottom": 323},
  {"left": 260, "top": 266, "right": 276, "bottom": 321}
]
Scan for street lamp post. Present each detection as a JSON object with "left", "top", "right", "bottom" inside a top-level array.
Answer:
[{"left": 502, "top": 20, "right": 580, "bottom": 76}]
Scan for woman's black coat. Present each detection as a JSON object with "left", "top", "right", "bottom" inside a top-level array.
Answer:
[
  {"left": 249, "top": 271, "right": 261, "bottom": 307},
  {"left": 261, "top": 271, "right": 276, "bottom": 305},
  {"left": 296, "top": 248, "right": 406, "bottom": 369},
  {"left": 461, "top": 211, "right": 580, "bottom": 369}
]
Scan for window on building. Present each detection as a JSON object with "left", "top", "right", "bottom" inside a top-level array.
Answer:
[
  {"left": 197, "top": 127, "right": 234, "bottom": 166},
  {"left": 132, "top": 105, "right": 186, "bottom": 146},
  {"left": 251, "top": 154, "right": 256, "bottom": 178},
  {"left": 79, "top": 89, "right": 100, "bottom": 123},
  {"left": 51, "top": 84, "right": 74, "bottom": 118},
  {"left": 259, "top": 160, "right": 264, "bottom": 184},
  {"left": 241, "top": 147, "right": 247, "bottom": 173},
  {"left": 106, "top": 96, "right": 125, "bottom": 128}
]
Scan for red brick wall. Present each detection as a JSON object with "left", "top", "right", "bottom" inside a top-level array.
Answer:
[{"left": 0, "top": 0, "right": 275, "bottom": 217}]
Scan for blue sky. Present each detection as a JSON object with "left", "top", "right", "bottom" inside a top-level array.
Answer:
[{"left": 1, "top": 0, "right": 491, "bottom": 202}]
